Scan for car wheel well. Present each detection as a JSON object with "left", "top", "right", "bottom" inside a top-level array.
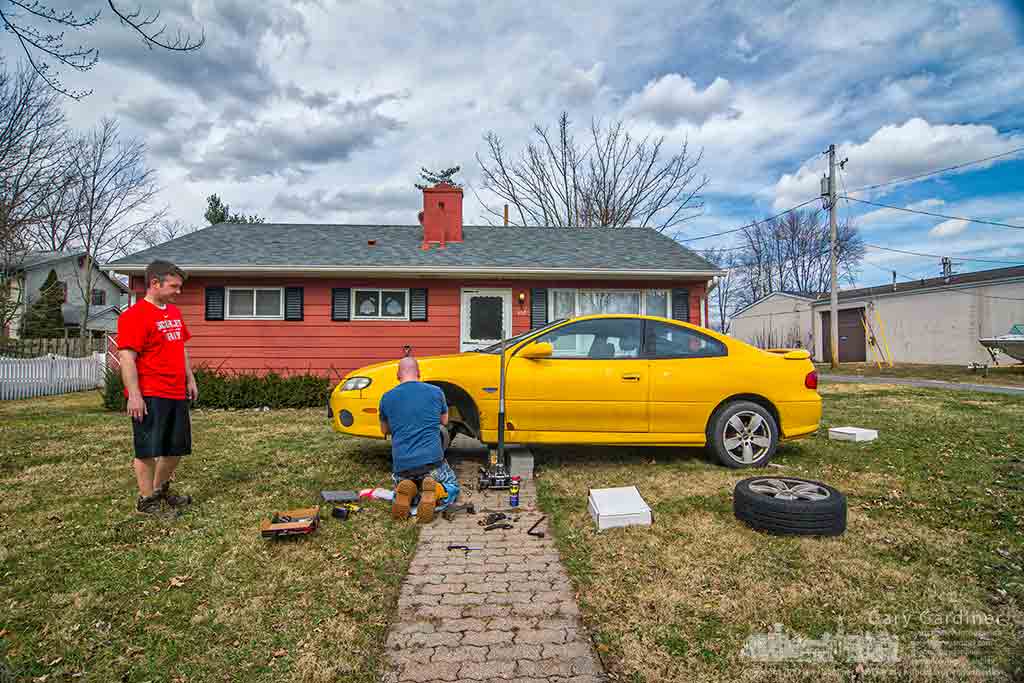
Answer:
[
  {"left": 428, "top": 381, "right": 481, "bottom": 440},
  {"left": 707, "top": 394, "right": 781, "bottom": 435}
]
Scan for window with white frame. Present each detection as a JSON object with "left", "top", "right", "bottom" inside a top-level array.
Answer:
[
  {"left": 226, "top": 287, "right": 284, "bottom": 319},
  {"left": 549, "top": 288, "right": 671, "bottom": 319},
  {"left": 352, "top": 288, "right": 409, "bottom": 320}
]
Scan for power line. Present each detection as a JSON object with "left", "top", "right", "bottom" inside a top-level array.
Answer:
[
  {"left": 864, "top": 244, "right": 1024, "bottom": 265},
  {"left": 678, "top": 197, "right": 821, "bottom": 242},
  {"left": 842, "top": 196, "right": 1024, "bottom": 230},
  {"left": 846, "top": 145, "right": 1024, "bottom": 195}
]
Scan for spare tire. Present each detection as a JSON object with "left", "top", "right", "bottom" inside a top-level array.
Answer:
[{"left": 734, "top": 476, "right": 847, "bottom": 536}]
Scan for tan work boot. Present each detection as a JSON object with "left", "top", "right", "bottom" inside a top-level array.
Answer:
[
  {"left": 392, "top": 479, "right": 418, "bottom": 520},
  {"left": 418, "top": 477, "right": 438, "bottom": 524}
]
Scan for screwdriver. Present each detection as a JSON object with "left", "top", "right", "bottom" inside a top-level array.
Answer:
[{"left": 447, "top": 544, "right": 482, "bottom": 551}]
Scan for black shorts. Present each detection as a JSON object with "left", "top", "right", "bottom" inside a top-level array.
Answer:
[{"left": 132, "top": 396, "right": 192, "bottom": 459}]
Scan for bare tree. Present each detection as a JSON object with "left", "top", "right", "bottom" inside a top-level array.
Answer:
[
  {"left": 0, "top": 1, "right": 204, "bottom": 98},
  {"left": 701, "top": 247, "right": 739, "bottom": 333},
  {"left": 732, "top": 209, "right": 863, "bottom": 308},
  {"left": 476, "top": 113, "right": 707, "bottom": 232},
  {"left": 67, "top": 118, "right": 163, "bottom": 336},
  {"left": 138, "top": 218, "right": 197, "bottom": 249},
  {"left": 0, "top": 62, "right": 67, "bottom": 334}
]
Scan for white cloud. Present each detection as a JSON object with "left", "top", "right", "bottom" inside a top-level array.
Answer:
[
  {"left": 857, "top": 198, "right": 945, "bottom": 226},
  {"left": 774, "top": 118, "right": 1024, "bottom": 209},
  {"left": 624, "top": 74, "right": 734, "bottom": 125},
  {"left": 930, "top": 219, "right": 968, "bottom": 236}
]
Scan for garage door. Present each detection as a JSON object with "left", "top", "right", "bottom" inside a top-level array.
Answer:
[{"left": 821, "top": 309, "right": 866, "bottom": 363}]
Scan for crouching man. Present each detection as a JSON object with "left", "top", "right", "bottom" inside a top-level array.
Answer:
[{"left": 379, "top": 356, "right": 460, "bottom": 523}]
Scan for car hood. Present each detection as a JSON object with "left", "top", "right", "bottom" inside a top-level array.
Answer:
[{"left": 344, "top": 352, "right": 487, "bottom": 380}]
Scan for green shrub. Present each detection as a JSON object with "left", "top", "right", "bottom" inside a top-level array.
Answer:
[
  {"left": 101, "top": 364, "right": 332, "bottom": 411},
  {"left": 102, "top": 367, "right": 127, "bottom": 412}
]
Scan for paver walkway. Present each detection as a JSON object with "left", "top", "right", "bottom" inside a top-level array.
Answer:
[
  {"left": 382, "top": 457, "right": 607, "bottom": 683},
  {"left": 820, "top": 374, "right": 1024, "bottom": 396}
]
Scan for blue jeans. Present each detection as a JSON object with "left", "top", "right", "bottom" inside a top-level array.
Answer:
[{"left": 392, "top": 458, "right": 460, "bottom": 512}]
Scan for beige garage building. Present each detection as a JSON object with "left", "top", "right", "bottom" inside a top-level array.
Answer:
[
  {"left": 809, "top": 266, "right": 1024, "bottom": 365},
  {"left": 728, "top": 292, "right": 817, "bottom": 351},
  {"left": 728, "top": 266, "right": 1024, "bottom": 365}
]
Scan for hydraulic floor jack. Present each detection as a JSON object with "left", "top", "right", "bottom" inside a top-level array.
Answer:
[{"left": 477, "top": 333, "right": 513, "bottom": 491}]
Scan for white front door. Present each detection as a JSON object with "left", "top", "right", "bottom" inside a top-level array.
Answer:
[{"left": 460, "top": 288, "right": 512, "bottom": 352}]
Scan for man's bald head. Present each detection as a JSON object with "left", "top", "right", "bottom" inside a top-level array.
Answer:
[{"left": 397, "top": 356, "right": 420, "bottom": 382}]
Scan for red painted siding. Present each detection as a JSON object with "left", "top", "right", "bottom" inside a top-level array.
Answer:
[{"left": 141, "top": 276, "right": 707, "bottom": 379}]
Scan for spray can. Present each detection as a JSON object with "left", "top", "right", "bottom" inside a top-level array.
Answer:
[{"left": 509, "top": 476, "right": 520, "bottom": 508}]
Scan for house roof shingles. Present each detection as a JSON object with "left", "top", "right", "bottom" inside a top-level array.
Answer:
[{"left": 105, "top": 223, "right": 721, "bottom": 276}]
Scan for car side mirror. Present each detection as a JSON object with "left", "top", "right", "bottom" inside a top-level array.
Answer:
[{"left": 519, "top": 341, "right": 553, "bottom": 359}]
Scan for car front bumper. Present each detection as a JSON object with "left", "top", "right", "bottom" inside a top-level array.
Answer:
[{"left": 329, "top": 391, "right": 386, "bottom": 439}]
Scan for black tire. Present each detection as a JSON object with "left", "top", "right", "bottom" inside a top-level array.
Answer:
[
  {"left": 733, "top": 476, "right": 847, "bottom": 536},
  {"left": 707, "top": 401, "right": 778, "bottom": 468}
]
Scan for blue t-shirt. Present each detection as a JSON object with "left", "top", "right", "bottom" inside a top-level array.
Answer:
[{"left": 379, "top": 381, "right": 448, "bottom": 473}]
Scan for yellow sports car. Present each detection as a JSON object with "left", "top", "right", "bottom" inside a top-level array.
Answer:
[{"left": 329, "top": 315, "right": 821, "bottom": 468}]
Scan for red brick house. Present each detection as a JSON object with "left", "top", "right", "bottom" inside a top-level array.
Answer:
[{"left": 106, "top": 185, "right": 723, "bottom": 379}]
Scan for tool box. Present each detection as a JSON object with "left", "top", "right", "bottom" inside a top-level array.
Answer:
[{"left": 260, "top": 507, "right": 320, "bottom": 538}]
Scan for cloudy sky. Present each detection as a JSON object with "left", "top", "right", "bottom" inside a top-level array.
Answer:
[{"left": 6, "top": 0, "right": 1024, "bottom": 285}]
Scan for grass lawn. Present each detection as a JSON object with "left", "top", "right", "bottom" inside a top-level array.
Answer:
[
  {"left": 537, "top": 384, "right": 1024, "bottom": 682},
  {"left": 0, "top": 392, "right": 416, "bottom": 683},
  {"left": 818, "top": 361, "right": 1024, "bottom": 387}
]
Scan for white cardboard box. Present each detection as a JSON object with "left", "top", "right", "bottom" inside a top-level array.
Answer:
[
  {"left": 829, "top": 426, "right": 878, "bottom": 442},
  {"left": 588, "top": 486, "right": 652, "bottom": 531}
]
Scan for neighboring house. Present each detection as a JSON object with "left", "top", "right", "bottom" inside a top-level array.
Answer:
[
  {"left": 728, "top": 291, "right": 818, "bottom": 351},
  {"left": 4, "top": 251, "right": 130, "bottom": 338},
  {"left": 807, "top": 266, "right": 1024, "bottom": 365},
  {"left": 106, "top": 185, "right": 724, "bottom": 378}
]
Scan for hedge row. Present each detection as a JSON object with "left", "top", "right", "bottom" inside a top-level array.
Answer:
[{"left": 102, "top": 366, "right": 332, "bottom": 411}]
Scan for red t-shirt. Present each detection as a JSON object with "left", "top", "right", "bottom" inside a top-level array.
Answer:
[{"left": 117, "top": 299, "right": 192, "bottom": 399}]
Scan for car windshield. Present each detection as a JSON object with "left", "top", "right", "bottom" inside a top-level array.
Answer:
[{"left": 473, "top": 319, "right": 567, "bottom": 354}]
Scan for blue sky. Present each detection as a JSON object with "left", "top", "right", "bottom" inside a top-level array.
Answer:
[{"left": 4, "top": 0, "right": 1022, "bottom": 286}]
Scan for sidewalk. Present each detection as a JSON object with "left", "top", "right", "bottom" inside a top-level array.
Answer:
[
  {"left": 382, "top": 457, "right": 607, "bottom": 683},
  {"left": 820, "top": 374, "right": 1024, "bottom": 396}
]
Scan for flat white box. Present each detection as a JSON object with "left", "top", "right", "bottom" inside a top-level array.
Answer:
[
  {"left": 588, "top": 486, "right": 652, "bottom": 531},
  {"left": 829, "top": 426, "right": 878, "bottom": 442}
]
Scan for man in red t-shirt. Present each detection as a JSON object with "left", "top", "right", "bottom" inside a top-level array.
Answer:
[{"left": 117, "top": 260, "right": 198, "bottom": 516}]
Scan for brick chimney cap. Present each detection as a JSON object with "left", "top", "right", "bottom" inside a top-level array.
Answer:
[{"left": 422, "top": 184, "right": 463, "bottom": 194}]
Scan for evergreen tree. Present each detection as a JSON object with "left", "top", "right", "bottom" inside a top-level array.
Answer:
[
  {"left": 415, "top": 166, "right": 462, "bottom": 190},
  {"left": 21, "top": 269, "right": 66, "bottom": 338},
  {"left": 205, "top": 194, "right": 265, "bottom": 224}
]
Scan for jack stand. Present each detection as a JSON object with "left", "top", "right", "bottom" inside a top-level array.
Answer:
[{"left": 479, "top": 329, "right": 512, "bottom": 491}]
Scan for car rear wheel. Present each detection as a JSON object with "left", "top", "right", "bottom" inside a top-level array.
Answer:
[{"left": 707, "top": 401, "right": 778, "bottom": 468}]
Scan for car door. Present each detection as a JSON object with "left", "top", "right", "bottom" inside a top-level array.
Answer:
[
  {"left": 506, "top": 317, "right": 648, "bottom": 434},
  {"left": 645, "top": 320, "right": 730, "bottom": 435}
]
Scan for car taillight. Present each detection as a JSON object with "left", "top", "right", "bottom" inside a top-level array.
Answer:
[{"left": 805, "top": 370, "right": 818, "bottom": 390}]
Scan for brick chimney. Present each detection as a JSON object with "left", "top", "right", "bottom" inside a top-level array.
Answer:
[{"left": 420, "top": 183, "right": 463, "bottom": 249}]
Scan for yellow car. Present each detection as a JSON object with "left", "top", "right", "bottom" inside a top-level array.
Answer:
[{"left": 329, "top": 314, "right": 821, "bottom": 468}]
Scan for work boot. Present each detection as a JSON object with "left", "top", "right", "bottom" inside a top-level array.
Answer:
[
  {"left": 418, "top": 477, "right": 438, "bottom": 524},
  {"left": 158, "top": 480, "right": 192, "bottom": 509},
  {"left": 392, "top": 479, "right": 418, "bottom": 520},
  {"left": 135, "top": 492, "right": 164, "bottom": 517}
]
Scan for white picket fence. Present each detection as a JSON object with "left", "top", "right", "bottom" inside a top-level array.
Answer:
[{"left": 0, "top": 352, "right": 105, "bottom": 400}]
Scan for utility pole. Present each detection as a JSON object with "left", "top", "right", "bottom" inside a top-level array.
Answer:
[{"left": 825, "top": 144, "right": 840, "bottom": 369}]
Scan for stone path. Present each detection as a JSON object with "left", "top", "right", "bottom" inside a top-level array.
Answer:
[{"left": 382, "top": 457, "right": 607, "bottom": 683}]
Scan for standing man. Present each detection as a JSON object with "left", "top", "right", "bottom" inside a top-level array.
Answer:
[
  {"left": 379, "top": 356, "right": 460, "bottom": 523},
  {"left": 117, "top": 260, "right": 198, "bottom": 516}
]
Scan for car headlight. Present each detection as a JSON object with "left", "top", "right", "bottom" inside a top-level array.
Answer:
[{"left": 340, "top": 377, "right": 372, "bottom": 392}]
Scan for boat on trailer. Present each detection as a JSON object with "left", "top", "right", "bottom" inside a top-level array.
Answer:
[{"left": 979, "top": 324, "right": 1024, "bottom": 363}]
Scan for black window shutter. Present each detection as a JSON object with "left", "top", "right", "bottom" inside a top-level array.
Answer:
[
  {"left": 284, "top": 287, "right": 304, "bottom": 321},
  {"left": 410, "top": 288, "right": 428, "bottom": 321},
  {"left": 331, "top": 288, "right": 350, "bottom": 321},
  {"left": 671, "top": 288, "right": 690, "bottom": 322},
  {"left": 530, "top": 288, "right": 548, "bottom": 329},
  {"left": 205, "top": 286, "right": 225, "bottom": 321}
]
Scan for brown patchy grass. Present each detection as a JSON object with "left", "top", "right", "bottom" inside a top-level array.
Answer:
[
  {"left": 0, "top": 391, "right": 417, "bottom": 682},
  {"left": 819, "top": 361, "right": 1024, "bottom": 387},
  {"left": 537, "top": 384, "right": 1024, "bottom": 682}
]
